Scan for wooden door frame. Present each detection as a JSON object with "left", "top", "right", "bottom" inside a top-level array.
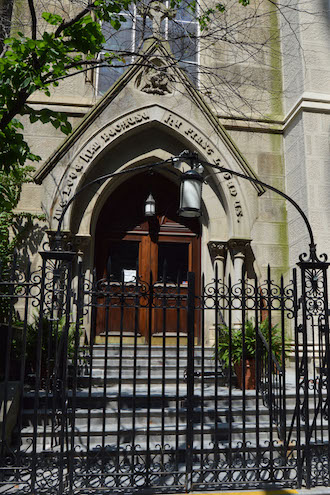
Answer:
[
  {"left": 95, "top": 231, "right": 201, "bottom": 341},
  {"left": 94, "top": 171, "right": 202, "bottom": 341}
]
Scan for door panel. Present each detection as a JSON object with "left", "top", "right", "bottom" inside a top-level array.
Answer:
[
  {"left": 95, "top": 234, "right": 199, "bottom": 339},
  {"left": 157, "top": 242, "right": 189, "bottom": 284},
  {"left": 95, "top": 239, "right": 140, "bottom": 336},
  {"left": 152, "top": 239, "right": 191, "bottom": 335},
  {"left": 94, "top": 172, "right": 201, "bottom": 341},
  {"left": 107, "top": 241, "right": 139, "bottom": 281}
]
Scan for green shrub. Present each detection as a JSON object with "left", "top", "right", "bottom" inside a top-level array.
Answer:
[
  {"left": 216, "top": 318, "right": 287, "bottom": 368},
  {"left": 12, "top": 313, "right": 81, "bottom": 375}
]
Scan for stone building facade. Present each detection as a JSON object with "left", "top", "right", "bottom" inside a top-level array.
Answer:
[{"left": 11, "top": 0, "right": 330, "bottom": 341}]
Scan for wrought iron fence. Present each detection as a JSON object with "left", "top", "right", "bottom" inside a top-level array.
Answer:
[{"left": 0, "top": 247, "right": 329, "bottom": 493}]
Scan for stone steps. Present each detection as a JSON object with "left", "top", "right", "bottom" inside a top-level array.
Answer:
[
  {"left": 18, "top": 345, "right": 325, "bottom": 455},
  {"left": 21, "top": 404, "right": 275, "bottom": 427},
  {"left": 19, "top": 422, "right": 281, "bottom": 452}
]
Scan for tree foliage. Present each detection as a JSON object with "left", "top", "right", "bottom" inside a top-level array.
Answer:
[
  {"left": 0, "top": 0, "right": 139, "bottom": 265},
  {"left": 0, "top": 0, "right": 130, "bottom": 173},
  {"left": 0, "top": 164, "right": 44, "bottom": 267}
]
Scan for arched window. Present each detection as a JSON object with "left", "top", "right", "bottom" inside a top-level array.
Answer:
[{"left": 97, "top": 1, "right": 199, "bottom": 94}]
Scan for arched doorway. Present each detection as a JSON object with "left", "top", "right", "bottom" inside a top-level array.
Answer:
[{"left": 94, "top": 171, "right": 201, "bottom": 341}]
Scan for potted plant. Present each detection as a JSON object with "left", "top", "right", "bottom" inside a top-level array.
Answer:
[
  {"left": 11, "top": 313, "right": 81, "bottom": 381},
  {"left": 216, "top": 318, "right": 285, "bottom": 390}
]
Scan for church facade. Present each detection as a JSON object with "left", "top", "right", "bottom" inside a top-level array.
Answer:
[
  {"left": 2, "top": 3, "right": 330, "bottom": 492},
  {"left": 11, "top": 0, "right": 330, "bottom": 341}
]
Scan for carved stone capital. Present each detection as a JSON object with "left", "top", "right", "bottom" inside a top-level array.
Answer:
[
  {"left": 228, "top": 238, "right": 251, "bottom": 257},
  {"left": 74, "top": 235, "right": 91, "bottom": 255},
  {"left": 208, "top": 241, "right": 227, "bottom": 261}
]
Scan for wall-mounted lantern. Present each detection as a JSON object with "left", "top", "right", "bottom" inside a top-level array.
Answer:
[
  {"left": 178, "top": 168, "right": 203, "bottom": 218},
  {"left": 145, "top": 193, "right": 156, "bottom": 217}
]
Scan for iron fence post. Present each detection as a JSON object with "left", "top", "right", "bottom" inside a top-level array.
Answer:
[
  {"left": 38, "top": 249, "right": 76, "bottom": 494},
  {"left": 298, "top": 254, "right": 330, "bottom": 488},
  {"left": 292, "top": 268, "right": 303, "bottom": 487},
  {"left": 68, "top": 260, "right": 84, "bottom": 494},
  {"left": 186, "top": 272, "right": 195, "bottom": 491}
]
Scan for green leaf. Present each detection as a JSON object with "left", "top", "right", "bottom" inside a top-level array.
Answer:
[
  {"left": 29, "top": 114, "right": 38, "bottom": 123},
  {"left": 42, "top": 12, "right": 63, "bottom": 25},
  {"left": 215, "top": 3, "right": 226, "bottom": 12},
  {"left": 60, "top": 122, "right": 72, "bottom": 135}
]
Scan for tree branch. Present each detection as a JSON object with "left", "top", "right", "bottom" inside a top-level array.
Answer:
[
  {"left": 54, "top": 1, "right": 96, "bottom": 38},
  {"left": 0, "top": 44, "right": 8, "bottom": 59},
  {"left": 27, "top": 0, "right": 37, "bottom": 40},
  {"left": 43, "top": 63, "right": 107, "bottom": 84}
]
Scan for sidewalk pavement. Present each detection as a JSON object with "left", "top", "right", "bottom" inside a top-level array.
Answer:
[{"left": 161, "top": 490, "right": 330, "bottom": 495}]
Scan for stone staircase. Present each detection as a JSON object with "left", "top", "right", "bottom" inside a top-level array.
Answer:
[{"left": 18, "top": 344, "right": 321, "bottom": 454}]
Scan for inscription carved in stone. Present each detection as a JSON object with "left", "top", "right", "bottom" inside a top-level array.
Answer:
[
  {"left": 99, "top": 113, "right": 150, "bottom": 147},
  {"left": 53, "top": 108, "right": 247, "bottom": 225},
  {"left": 79, "top": 141, "right": 101, "bottom": 164},
  {"left": 163, "top": 112, "right": 244, "bottom": 222},
  {"left": 53, "top": 111, "right": 150, "bottom": 221}
]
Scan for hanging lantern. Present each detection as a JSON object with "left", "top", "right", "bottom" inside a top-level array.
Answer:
[
  {"left": 145, "top": 193, "right": 156, "bottom": 217},
  {"left": 178, "top": 169, "right": 203, "bottom": 218}
]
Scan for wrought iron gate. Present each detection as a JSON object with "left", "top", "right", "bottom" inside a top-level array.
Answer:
[{"left": 0, "top": 246, "right": 330, "bottom": 493}]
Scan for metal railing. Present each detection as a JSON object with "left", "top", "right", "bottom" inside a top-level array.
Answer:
[{"left": 0, "top": 249, "right": 330, "bottom": 493}]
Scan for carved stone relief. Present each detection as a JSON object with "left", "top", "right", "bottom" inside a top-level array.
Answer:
[
  {"left": 135, "top": 59, "right": 172, "bottom": 95},
  {"left": 228, "top": 238, "right": 251, "bottom": 256}
]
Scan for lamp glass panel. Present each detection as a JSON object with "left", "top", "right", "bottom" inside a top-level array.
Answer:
[
  {"left": 145, "top": 203, "right": 155, "bottom": 216},
  {"left": 180, "top": 179, "right": 202, "bottom": 211}
]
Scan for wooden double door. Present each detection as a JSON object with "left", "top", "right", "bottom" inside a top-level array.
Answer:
[{"left": 94, "top": 172, "right": 200, "bottom": 340}]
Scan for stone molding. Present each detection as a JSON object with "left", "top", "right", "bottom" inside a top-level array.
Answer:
[
  {"left": 42, "top": 105, "right": 256, "bottom": 231},
  {"left": 218, "top": 93, "right": 330, "bottom": 133},
  {"left": 283, "top": 93, "right": 330, "bottom": 132},
  {"left": 27, "top": 89, "right": 330, "bottom": 135}
]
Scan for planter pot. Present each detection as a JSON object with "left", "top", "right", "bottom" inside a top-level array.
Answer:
[{"left": 234, "top": 359, "right": 256, "bottom": 390}]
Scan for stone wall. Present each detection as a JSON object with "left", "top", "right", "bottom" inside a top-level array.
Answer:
[
  {"left": 281, "top": 0, "right": 330, "bottom": 265},
  {"left": 11, "top": 0, "right": 330, "bottom": 275}
]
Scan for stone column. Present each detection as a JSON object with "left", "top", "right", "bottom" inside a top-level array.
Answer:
[
  {"left": 228, "top": 239, "right": 250, "bottom": 283},
  {"left": 233, "top": 251, "right": 245, "bottom": 286},
  {"left": 228, "top": 239, "right": 251, "bottom": 326},
  {"left": 208, "top": 241, "right": 227, "bottom": 283},
  {"left": 207, "top": 242, "right": 228, "bottom": 342}
]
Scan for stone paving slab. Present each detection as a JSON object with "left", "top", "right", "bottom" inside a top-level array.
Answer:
[{"left": 160, "top": 490, "right": 330, "bottom": 495}]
